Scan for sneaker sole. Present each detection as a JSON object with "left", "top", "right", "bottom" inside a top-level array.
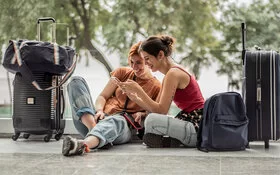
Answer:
[
  {"left": 168, "top": 137, "right": 183, "bottom": 148},
  {"left": 62, "top": 136, "right": 72, "bottom": 156},
  {"left": 143, "top": 133, "right": 183, "bottom": 148},
  {"left": 143, "top": 133, "right": 163, "bottom": 148}
]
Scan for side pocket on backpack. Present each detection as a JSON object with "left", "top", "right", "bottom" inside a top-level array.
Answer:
[{"left": 211, "top": 115, "right": 248, "bottom": 150}]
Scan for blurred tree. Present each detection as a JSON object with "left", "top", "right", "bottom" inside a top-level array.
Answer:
[
  {"left": 0, "top": 0, "right": 221, "bottom": 78},
  {"left": 102, "top": 0, "right": 221, "bottom": 77},
  {"left": 0, "top": 0, "right": 113, "bottom": 74},
  {"left": 3, "top": 0, "right": 276, "bottom": 86},
  {"left": 218, "top": 0, "right": 280, "bottom": 90}
]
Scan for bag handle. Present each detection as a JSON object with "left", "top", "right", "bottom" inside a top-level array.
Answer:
[{"left": 37, "top": 17, "right": 56, "bottom": 42}]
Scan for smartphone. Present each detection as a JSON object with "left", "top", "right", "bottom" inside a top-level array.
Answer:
[{"left": 122, "top": 112, "right": 143, "bottom": 130}]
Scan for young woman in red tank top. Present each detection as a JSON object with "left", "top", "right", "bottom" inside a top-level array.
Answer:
[{"left": 119, "top": 35, "right": 205, "bottom": 148}]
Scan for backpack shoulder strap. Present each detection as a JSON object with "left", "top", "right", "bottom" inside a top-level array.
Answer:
[{"left": 196, "top": 95, "right": 212, "bottom": 151}]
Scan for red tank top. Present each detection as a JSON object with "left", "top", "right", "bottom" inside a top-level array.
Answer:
[{"left": 172, "top": 66, "right": 205, "bottom": 113}]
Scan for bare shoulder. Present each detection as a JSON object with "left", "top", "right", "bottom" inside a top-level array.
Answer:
[
  {"left": 166, "top": 67, "right": 186, "bottom": 78},
  {"left": 167, "top": 67, "right": 190, "bottom": 89},
  {"left": 164, "top": 69, "right": 181, "bottom": 85}
]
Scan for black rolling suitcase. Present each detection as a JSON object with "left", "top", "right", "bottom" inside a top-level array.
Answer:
[
  {"left": 12, "top": 72, "right": 65, "bottom": 142},
  {"left": 242, "top": 23, "right": 280, "bottom": 148},
  {"left": 3, "top": 17, "right": 76, "bottom": 142}
]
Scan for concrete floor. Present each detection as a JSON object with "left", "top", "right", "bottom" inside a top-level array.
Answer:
[{"left": 0, "top": 135, "right": 280, "bottom": 175}]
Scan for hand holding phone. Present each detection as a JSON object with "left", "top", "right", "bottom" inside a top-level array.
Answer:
[{"left": 111, "top": 76, "right": 121, "bottom": 85}]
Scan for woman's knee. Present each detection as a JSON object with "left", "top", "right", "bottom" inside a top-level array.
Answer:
[
  {"left": 144, "top": 113, "right": 169, "bottom": 135},
  {"left": 144, "top": 113, "right": 169, "bottom": 131},
  {"left": 67, "top": 76, "right": 83, "bottom": 91},
  {"left": 144, "top": 113, "right": 160, "bottom": 128}
]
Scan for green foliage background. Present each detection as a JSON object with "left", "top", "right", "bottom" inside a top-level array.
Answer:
[{"left": 0, "top": 0, "right": 278, "bottom": 90}]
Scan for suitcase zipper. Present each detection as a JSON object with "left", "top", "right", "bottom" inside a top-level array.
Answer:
[
  {"left": 271, "top": 51, "right": 276, "bottom": 140},
  {"left": 256, "top": 51, "right": 261, "bottom": 139}
]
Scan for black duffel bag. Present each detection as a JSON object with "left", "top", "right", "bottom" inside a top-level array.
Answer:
[
  {"left": 3, "top": 39, "right": 75, "bottom": 75},
  {"left": 2, "top": 40, "right": 77, "bottom": 90}
]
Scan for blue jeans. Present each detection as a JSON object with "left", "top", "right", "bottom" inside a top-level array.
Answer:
[{"left": 67, "top": 76, "right": 132, "bottom": 148}]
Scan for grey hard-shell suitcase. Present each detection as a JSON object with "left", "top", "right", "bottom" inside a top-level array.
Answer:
[{"left": 242, "top": 23, "right": 280, "bottom": 148}]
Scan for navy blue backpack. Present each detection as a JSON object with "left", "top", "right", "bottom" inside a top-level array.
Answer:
[{"left": 197, "top": 92, "right": 248, "bottom": 152}]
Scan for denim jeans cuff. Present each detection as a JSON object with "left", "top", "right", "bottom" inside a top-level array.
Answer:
[
  {"left": 86, "top": 131, "right": 107, "bottom": 148},
  {"left": 76, "top": 107, "right": 96, "bottom": 120}
]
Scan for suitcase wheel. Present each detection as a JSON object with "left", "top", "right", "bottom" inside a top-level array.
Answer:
[
  {"left": 264, "top": 140, "right": 269, "bottom": 149},
  {"left": 23, "top": 134, "right": 30, "bottom": 139},
  {"left": 44, "top": 134, "right": 52, "bottom": 142},
  {"left": 54, "top": 133, "right": 63, "bottom": 141},
  {"left": 12, "top": 132, "right": 20, "bottom": 141}
]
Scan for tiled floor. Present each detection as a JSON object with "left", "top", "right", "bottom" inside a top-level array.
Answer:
[{"left": 0, "top": 135, "right": 280, "bottom": 175}]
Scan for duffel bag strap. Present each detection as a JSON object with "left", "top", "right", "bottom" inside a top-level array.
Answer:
[
  {"left": 29, "top": 54, "right": 77, "bottom": 91},
  {"left": 10, "top": 40, "right": 23, "bottom": 66}
]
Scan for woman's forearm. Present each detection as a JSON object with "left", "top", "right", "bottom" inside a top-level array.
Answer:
[
  {"left": 130, "top": 89, "right": 166, "bottom": 114},
  {"left": 95, "top": 96, "right": 106, "bottom": 112}
]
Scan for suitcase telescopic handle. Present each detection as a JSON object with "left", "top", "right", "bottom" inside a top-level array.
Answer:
[
  {"left": 241, "top": 22, "right": 246, "bottom": 65},
  {"left": 37, "top": 17, "right": 56, "bottom": 42},
  {"left": 37, "top": 17, "right": 56, "bottom": 23}
]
